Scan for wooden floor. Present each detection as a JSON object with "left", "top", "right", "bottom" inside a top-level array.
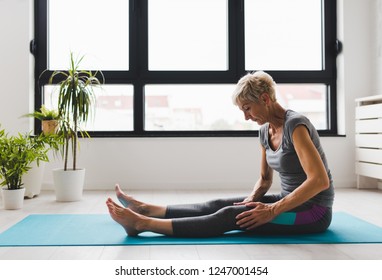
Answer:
[{"left": 0, "top": 188, "right": 382, "bottom": 260}]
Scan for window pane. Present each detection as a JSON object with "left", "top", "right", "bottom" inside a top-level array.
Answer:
[
  {"left": 43, "top": 85, "right": 134, "bottom": 131},
  {"left": 148, "top": 0, "right": 228, "bottom": 71},
  {"left": 48, "top": 0, "right": 129, "bottom": 70},
  {"left": 145, "top": 85, "right": 258, "bottom": 131},
  {"left": 277, "top": 84, "right": 327, "bottom": 129},
  {"left": 245, "top": 0, "right": 323, "bottom": 71}
]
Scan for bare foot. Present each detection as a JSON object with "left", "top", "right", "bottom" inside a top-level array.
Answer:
[
  {"left": 115, "top": 184, "right": 149, "bottom": 215},
  {"left": 115, "top": 184, "right": 130, "bottom": 207},
  {"left": 106, "top": 198, "right": 145, "bottom": 236}
]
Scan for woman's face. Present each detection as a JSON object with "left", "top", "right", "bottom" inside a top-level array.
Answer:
[{"left": 238, "top": 99, "right": 268, "bottom": 125}]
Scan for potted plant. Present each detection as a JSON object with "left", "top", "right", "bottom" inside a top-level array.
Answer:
[
  {"left": 21, "top": 106, "right": 61, "bottom": 198},
  {"left": 22, "top": 133, "right": 61, "bottom": 199},
  {"left": 0, "top": 128, "right": 57, "bottom": 209},
  {"left": 48, "top": 53, "right": 103, "bottom": 202},
  {"left": 23, "top": 105, "right": 60, "bottom": 135}
]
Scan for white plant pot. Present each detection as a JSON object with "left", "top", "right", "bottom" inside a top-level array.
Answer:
[
  {"left": 23, "top": 161, "right": 46, "bottom": 198},
  {"left": 1, "top": 187, "right": 25, "bottom": 210},
  {"left": 53, "top": 168, "right": 85, "bottom": 202}
]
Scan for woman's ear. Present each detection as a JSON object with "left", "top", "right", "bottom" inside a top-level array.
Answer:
[{"left": 260, "top": 93, "right": 270, "bottom": 105}]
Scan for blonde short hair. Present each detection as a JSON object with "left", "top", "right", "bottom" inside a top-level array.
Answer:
[{"left": 232, "top": 71, "right": 277, "bottom": 105}]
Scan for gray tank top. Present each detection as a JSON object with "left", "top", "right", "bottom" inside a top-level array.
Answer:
[{"left": 259, "top": 110, "right": 334, "bottom": 207}]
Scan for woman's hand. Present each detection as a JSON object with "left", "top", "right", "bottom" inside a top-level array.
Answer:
[
  {"left": 235, "top": 202, "right": 275, "bottom": 230},
  {"left": 233, "top": 195, "right": 254, "bottom": 206}
]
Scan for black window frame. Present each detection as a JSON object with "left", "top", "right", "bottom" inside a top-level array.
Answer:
[{"left": 32, "top": 0, "right": 339, "bottom": 138}]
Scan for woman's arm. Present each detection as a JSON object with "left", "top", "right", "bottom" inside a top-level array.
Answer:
[
  {"left": 270, "top": 124, "right": 330, "bottom": 215},
  {"left": 236, "top": 125, "right": 329, "bottom": 229}
]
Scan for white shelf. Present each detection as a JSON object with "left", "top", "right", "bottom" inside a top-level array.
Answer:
[
  {"left": 355, "top": 95, "right": 382, "bottom": 189},
  {"left": 355, "top": 94, "right": 382, "bottom": 103}
]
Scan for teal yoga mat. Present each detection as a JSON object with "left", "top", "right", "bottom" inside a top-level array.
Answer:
[{"left": 0, "top": 212, "right": 381, "bottom": 247}]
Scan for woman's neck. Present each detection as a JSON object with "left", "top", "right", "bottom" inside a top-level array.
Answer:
[{"left": 268, "top": 103, "right": 286, "bottom": 133}]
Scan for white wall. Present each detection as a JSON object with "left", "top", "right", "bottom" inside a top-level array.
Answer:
[
  {"left": 370, "top": 0, "right": 382, "bottom": 93},
  {"left": 0, "top": 0, "right": 375, "bottom": 191},
  {"left": 0, "top": 0, "right": 33, "bottom": 135}
]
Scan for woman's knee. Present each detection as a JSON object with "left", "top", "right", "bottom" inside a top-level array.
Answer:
[
  {"left": 200, "top": 198, "right": 243, "bottom": 213},
  {"left": 214, "top": 205, "right": 248, "bottom": 223}
]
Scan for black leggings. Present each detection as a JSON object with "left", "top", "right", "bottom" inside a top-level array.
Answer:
[{"left": 165, "top": 194, "right": 332, "bottom": 237}]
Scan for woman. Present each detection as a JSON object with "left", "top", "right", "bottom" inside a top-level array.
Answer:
[{"left": 106, "top": 71, "right": 334, "bottom": 237}]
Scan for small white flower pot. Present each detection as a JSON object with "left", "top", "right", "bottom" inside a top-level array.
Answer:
[{"left": 1, "top": 187, "right": 25, "bottom": 210}]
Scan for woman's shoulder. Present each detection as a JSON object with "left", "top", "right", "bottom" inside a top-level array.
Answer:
[
  {"left": 285, "top": 110, "right": 311, "bottom": 129},
  {"left": 284, "top": 110, "right": 314, "bottom": 140},
  {"left": 285, "top": 110, "right": 308, "bottom": 121}
]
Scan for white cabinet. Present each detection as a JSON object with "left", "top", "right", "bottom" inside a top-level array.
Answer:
[{"left": 355, "top": 95, "right": 382, "bottom": 189}]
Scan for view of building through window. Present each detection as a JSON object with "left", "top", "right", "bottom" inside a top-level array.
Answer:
[
  {"left": 144, "top": 84, "right": 326, "bottom": 131},
  {"left": 44, "top": 85, "right": 134, "bottom": 131},
  {"left": 45, "top": 83, "right": 326, "bottom": 131}
]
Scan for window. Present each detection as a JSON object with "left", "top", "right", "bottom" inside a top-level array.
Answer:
[
  {"left": 245, "top": 0, "right": 323, "bottom": 71},
  {"left": 48, "top": 0, "right": 129, "bottom": 70},
  {"left": 33, "top": 0, "right": 339, "bottom": 137},
  {"left": 148, "top": 0, "right": 228, "bottom": 71}
]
